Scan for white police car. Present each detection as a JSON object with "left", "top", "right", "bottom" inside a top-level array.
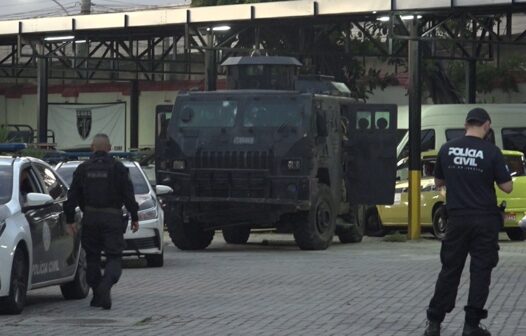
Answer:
[
  {"left": 55, "top": 160, "right": 172, "bottom": 267},
  {"left": 0, "top": 156, "right": 88, "bottom": 314}
]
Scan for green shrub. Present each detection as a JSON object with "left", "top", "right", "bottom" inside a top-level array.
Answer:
[{"left": 20, "top": 147, "right": 47, "bottom": 159}]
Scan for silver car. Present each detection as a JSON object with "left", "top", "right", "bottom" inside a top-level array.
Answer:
[{"left": 55, "top": 160, "right": 172, "bottom": 267}]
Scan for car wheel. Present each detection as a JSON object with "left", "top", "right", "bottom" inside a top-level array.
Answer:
[
  {"left": 337, "top": 205, "right": 366, "bottom": 243},
  {"left": 293, "top": 184, "right": 335, "bottom": 250},
  {"left": 432, "top": 209, "right": 447, "bottom": 241},
  {"left": 167, "top": 212, "right": 214, "bottom": 250},
  {"left": 0, "top": 248, "right": 28, "bottom": 314},
  {"left": 145, "top": 251, "right": 164, "bottom": 267},
  {"left": 60, "top": 248, "right": 89, "bottom": 300},
  {"left": 506, "top": 228, "right": 525, "bottom": 241},
  {"left": 222, "top": 226, "right": 251, "bottom": 244}
]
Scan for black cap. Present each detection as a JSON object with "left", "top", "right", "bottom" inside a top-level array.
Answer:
[{"left": 466, "top": 108, "right": 491, "bottom": 123}]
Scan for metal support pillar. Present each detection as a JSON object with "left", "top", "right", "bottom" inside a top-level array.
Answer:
[
  {"left": 407, "top": 19, "right": 422, "bottom": 240},
  {"left": 37, "top": 56, "right": 48, "bottom": 144},
  {"left": 130, "top": 79, "right": 139, "bottom": 150},
  {"left": 466, "top": 60, "right": 477, "bottom": 103},
  {"left": 204, "top": 32, "right": 217, "bottom": 91}
]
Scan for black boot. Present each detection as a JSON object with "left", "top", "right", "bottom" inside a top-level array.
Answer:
[
  {"left": 96, "top": 284, "right": 112, "bottom": 310},
  {"left": 462, "top": 323, "right": 491, "bottom": 336},
  {"left": 423, "top": 320, "right": 440, "bottom": 336},
  {"left": 90, "top": 288, "right": 101, "bottom": 307},
  {"left": 90, "top": 295, "right": 101, "bottom": 307}
]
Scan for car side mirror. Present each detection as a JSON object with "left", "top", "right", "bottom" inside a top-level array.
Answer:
[
  {"left": 316, "top": 111, "right": 328, "bottom": 137},
  {"left": 23, "top": 193, "right": 54, "bottom": 210},
  {"left": 155, "top": 185, "right": 173, "bottom": 196}
]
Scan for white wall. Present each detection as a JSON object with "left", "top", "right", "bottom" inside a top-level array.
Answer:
[{"left": 0, "top": 95, "right": 6, "bottom": 125}]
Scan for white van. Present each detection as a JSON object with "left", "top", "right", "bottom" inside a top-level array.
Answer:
[{"left": 396, "top": 104, "right": 526, "bottom": 159}]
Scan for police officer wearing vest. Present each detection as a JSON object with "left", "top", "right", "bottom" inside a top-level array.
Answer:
[
  {"left": 424, "top": 109, "right": 513, "bottom": 336},
  {"left": 65, "top": 133, "right": 139, "bottom": 310}
]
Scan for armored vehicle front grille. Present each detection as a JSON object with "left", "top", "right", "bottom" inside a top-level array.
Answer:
[
  {"left": 193, "top": 170, "right": 268, "bottom": 198},
  {"left": 195, "top": 151, "right": 273, "bottom": 169}
]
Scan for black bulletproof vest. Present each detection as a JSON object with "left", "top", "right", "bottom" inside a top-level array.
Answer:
[{"left": 83, "top": 155, "right": 118, "bottom": 208}]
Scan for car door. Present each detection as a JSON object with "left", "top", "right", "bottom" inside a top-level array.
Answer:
[
  {"left": 19, "top": 164, "right": 59, "bottom": 284},
  {"left": 33, "top": 163, "right": 78, "bottom": 281}
]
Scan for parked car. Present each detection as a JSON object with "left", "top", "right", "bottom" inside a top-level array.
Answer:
[
  {"left": 372, "top": 150, "right": 526, "bottom": 240},
  {"left": 0, "top": 156, "right": 88, "bottom": 314},
  {"left": 55, "top": 160, "right": 172, "bottom": 267}
]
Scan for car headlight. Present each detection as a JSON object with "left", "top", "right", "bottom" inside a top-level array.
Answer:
[
  {"left": 138, "top": 207, "right": 158, "bottom": 221},
  {"left": 0, "top": 220, "right": 6, "bottom": 237},
  {"left": 139, "top": 198, "right": 156, "bottom": 211}
]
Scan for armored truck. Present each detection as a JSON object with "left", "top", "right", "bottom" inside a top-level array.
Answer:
[{"left": 156, "top": 56, "right": 398, "bottom": 250}]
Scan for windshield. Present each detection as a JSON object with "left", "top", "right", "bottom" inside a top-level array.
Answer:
[
  {"left": 0, "top": 166, "right": 13, "bottom": 205},
  {"left": 127, "top": 165, "right": 150, "bottom": 194},
  {"left": 56, "top": 166, "right": 76, "bottom": 185},
  {"left": 244, "top": 97, "right": 303, "bottom": 127},
  {"left": 176, "top": 100, "right": 237, "bottom": 128},
  {"left": 56, "top": 164, "right": 150, "bottom": 194}
]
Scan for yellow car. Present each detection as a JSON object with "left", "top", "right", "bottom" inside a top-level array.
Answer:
[{"left": 370, "top": 150, "right": 526, "bottom": 241}]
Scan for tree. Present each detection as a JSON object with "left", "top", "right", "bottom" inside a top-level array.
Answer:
[{"left": 192, "top": 0, "right": 398, "bottom": 101}]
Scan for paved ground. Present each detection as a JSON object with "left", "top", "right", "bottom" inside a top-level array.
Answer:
[{"left": 1, "top": 232, "right": 526, "bottom": 336}]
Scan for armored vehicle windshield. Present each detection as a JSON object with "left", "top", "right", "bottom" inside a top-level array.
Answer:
[{"left": 172, "top": 93, "right": 308, "bottom": 131}]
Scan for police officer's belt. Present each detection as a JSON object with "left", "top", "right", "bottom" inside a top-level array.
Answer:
[{"left": 85, "top": 206, "right": 122, "bottom": 215}]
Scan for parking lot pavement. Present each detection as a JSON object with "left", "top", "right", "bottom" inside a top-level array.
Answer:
[{"left": 1, "top": 232, "right": 526, "bottom": 336}]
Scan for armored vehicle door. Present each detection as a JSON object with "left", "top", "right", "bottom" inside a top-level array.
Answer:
[{"left": 341, "top": 104, "right": 397, "bottom": 205}]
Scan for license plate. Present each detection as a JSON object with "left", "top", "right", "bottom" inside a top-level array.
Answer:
[{"left": 505, "top": 213, "right": 516, "bottom": 221}]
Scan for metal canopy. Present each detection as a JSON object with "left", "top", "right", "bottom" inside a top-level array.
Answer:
[{"left": 0, "top": 0, "right": 525, "bottom": 38}]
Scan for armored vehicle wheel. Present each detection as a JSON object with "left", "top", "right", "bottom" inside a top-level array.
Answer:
[
  {"left": 60, "top": 249, "right": 89, "bottom": 300},
  {"left": 506, "top": 228, "right": 525, "bottom": 241},
  {"left": 168, "top": 218, "right": 214, "bottom": 250},
  {"left": 432, "top": 210, "right": 447, "bottom": 241},
  {"left": 0, "top": 248, "right": 28, "bottom": 314},
  {"left": 338, "top": 206, "right": 366, "bottom": 243},
  {"left": 222, "top": 226, "right": 251, "bottom": 244},
  {"left": 293, "top": 184, "right": 335, "bottom": 250}
]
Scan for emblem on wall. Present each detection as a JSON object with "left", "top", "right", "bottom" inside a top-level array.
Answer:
[{"left": 76, "top": 108, "right": 92, "bottom": 140}]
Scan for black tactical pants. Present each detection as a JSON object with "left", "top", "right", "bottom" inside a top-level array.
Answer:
[
  {"left": 427, "top": 213, "right": 500, "bottom": 326},
  {"left": 81, "top": 210, "right": 125, "bottom": 292}
]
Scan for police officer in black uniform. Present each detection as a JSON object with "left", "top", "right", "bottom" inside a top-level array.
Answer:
[
  {"left": 424, "top": 109, "right": 513, "bottom": 336},
  {"left": 65, "top": 133, "right": 139, "bottom": 310}
]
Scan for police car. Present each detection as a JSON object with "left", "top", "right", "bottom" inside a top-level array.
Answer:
[
  {"left": 0, "top": 156, "right": 88, "bottom": 314},
  {"left": 55, "top": 160, "right": 172, "bottom": 267}
]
